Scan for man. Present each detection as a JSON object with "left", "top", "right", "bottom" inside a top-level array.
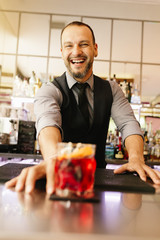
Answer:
[{"left": 6, "top": 21, "right": 160, "bottom": 194}]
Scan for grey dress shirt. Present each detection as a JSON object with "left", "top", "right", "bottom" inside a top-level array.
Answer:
[{"left": 34, "top": 72, "right": 143, "bottom": 143}]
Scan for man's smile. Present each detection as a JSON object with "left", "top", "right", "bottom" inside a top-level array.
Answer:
[{"left": 70, "top": 57, "right": 87, "bottom": 66}]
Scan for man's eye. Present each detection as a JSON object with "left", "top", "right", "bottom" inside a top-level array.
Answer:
[
  {"left": 80, "top": 43, "right": 88, "bottom": 47},
  {"left": 65, "top": 45, "right": 72, "bottom": 48}
]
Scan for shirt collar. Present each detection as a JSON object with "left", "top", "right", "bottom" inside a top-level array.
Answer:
[{"left": 65, "top": 71, "right": 94, "bottom": 90}]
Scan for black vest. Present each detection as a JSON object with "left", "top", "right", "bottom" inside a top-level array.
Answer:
[{"left": 52, "top": 73, "right": 113, "bottom": 168}]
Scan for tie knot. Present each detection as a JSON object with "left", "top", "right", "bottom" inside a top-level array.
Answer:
[{"left": 75, "top": 82, "right": 88, "bottom": 91}]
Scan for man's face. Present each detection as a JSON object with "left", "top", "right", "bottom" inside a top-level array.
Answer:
[{"left": 61, "top": 25, "right": 98, "bottom": 83}]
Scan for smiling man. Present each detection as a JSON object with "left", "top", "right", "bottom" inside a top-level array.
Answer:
[
  {"left": 61, "top": 23, "right": 97, "bottom": 82},
  {"left": 5, "top": 21, "right": 160, "bottom": 194}
]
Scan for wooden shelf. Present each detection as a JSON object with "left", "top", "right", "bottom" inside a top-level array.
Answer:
[{"left": 1, "top": 72, "right": 13, "bottom": 77}]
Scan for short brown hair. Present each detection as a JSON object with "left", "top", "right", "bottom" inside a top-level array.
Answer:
[{"left": 60, "top": 21, "right": 96, "bottom": 45}]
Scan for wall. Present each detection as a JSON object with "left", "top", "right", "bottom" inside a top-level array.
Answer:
[{"left": 0, "top": 0, "right": 160, "bottom": 103}]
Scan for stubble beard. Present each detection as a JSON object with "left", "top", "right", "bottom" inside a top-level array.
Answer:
[{"left": 64, "top": 58, "right": 93, "bottom": 80}]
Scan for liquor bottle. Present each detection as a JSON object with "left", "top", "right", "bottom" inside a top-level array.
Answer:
[
  {"left": 144, "top": 130, "right": 149, "bottom": 143},
  {"left": 114, "top": 133, "right": 124, "bottom": 160},
  {"left": 152, "top": 140, "right": 160, "bottom": 160},
  {"left": 148, "top": 122, "right": 155, "bottom": 160},
  {"left": 34, "top": 78, "right": 42, "bottom": 95},
  {"left": 29, "top": 71, "right": 36, "bottom": 97},
  {"left": 143, "top": 131, "right": 150, "bottom": 161},
  {"left": 131, "top": 83, "right": 141, "bottom": 104},
  {"left": 112, "top": 74, "right": 117, "bottom": 82},
  {"left": 127, "top": 82, "right": 132, "bottom": 103},
  {"left": 105, "top": 131, "right": 115, "bottom": 160}
]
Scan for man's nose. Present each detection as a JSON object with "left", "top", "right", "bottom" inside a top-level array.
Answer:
[{"left": 72, "top": 45, "right": 82, "bottom": 55}]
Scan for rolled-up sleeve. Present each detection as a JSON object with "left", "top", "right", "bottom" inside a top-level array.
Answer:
[
  {"left": 109, "top": 81, "right": 143, "bottom": 143},
  {"left": 34, "top": 82, "right": 63, "bottom": 137}
]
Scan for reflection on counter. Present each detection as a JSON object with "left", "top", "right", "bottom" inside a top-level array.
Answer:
[{"left": 0, "top": 186, "right": 144, "bottom": 236}]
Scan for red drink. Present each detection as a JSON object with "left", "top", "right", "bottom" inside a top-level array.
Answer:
[{"left": 54, "top": 143, "right": 96, "bottom": 197}]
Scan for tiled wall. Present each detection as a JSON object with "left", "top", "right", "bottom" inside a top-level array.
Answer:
[{"left": 0, "top": 10, "right": 160, "bottom": 102}]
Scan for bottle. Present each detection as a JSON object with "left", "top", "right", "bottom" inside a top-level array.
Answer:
[
  {"left": 34, "top": 140, "right": 41, "bottom": 155},
  {"left": 127, "top": 82, "right": 132, "bottom": 103},
  {"left": 112, "top": 74, "right": 117, "bottom": 82},
  {"left": 34, "top": 78, "right": 41, "bottom": 95},
  {"left": 21, "top": 78, "right": 30, "bottom": 97},
  {"left": 148, "top": 137, "right": 154, "bottom": 160},
  {"left": 152, "top": 140, "right": 160, "bottom": 160},
  {"left": 148, "top": 121, "right": 154, "bottom": 140},
  {"left": 29, "top": 71, "right": 36, "bottom": 97},
  {"left": 105, "top": 131, "right": 115, "bottom": 160},
  {"left": 114, "top": 131, "right": 124, "bottom": 160},
  {"left": 143, "top": 131, "right": 150, "bottom": 161},
  {"left": 131, "top": 83, "right": 141, "bottom": 104},
  {"left": 12, "top": 75, "right": 22, "bottom": 97},
  {"left": 144, "top": 131, "right": 149, "bottom": 144}
]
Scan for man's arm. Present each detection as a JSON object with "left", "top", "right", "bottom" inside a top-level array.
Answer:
[
  {"left": 38, "top": 126, "right": 62, "bottom": 194},
  {"left": 114, "top": 135, "right": 160, "bottom": 184},
  {"left": 39, "top": 126, "right": 62, "bottom": 160}
]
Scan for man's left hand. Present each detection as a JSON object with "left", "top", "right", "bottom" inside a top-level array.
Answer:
[{"left": 114, "top": 160, "right": 160, "bottom": 185}]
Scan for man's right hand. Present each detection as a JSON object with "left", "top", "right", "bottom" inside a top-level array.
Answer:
[
  {"left": 5, "top": 126, "right": 62, "bottom": 194},
  {"left": 5, "top": 158, "right": 56, "bottom": 195}
]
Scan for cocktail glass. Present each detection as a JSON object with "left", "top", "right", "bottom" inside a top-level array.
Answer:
[{"left": 54, "top": 142, "right": 96, "bottom": 197}]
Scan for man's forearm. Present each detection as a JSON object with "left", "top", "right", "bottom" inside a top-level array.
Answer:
[
  {"left": 38, "top": 126, "right": 62, "bottom": 161},
  {"left": 125, "top": 135, "right": 144, "bottom": 163}
]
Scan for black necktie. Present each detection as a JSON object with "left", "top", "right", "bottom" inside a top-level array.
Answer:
[{"left": 75, "top": 82, "right": 90, "bottom": 127}]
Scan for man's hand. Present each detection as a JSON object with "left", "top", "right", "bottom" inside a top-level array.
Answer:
[
  {"left": 5, "top": 158, "right": 56, "bottom": 195},
  {"left": 114, "top": 158, "right": 160, "bottom": 185},
  {"left": 5, "top": 127, "right": 61, "bottom": 194},
  {"left": 114, "top": 134, "right": 160, "bottom": 185}
]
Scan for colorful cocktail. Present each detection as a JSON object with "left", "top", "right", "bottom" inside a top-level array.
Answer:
[{"left": 54, "top": 142, "right": 96, "bottom": 197}]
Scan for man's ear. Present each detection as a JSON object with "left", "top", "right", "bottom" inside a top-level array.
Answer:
[
  {"left": 94, "top": 43, "right": 98, "bottom": 57},
  {"left": 61, "top": 48, "right": 64, "bottom": 59}
]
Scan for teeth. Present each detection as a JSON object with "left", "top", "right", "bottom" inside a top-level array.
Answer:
[{"left": 72, "top": 59, "right": 84, "bottom": 64}]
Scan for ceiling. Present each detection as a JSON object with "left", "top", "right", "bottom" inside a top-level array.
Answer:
[{"left": 102, "top": 0, "right": 160, "bottom": 4}]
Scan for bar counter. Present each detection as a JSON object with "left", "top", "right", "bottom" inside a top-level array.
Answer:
[{"left": 0, "top": 159, "right": 160, "bottom": 240}]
